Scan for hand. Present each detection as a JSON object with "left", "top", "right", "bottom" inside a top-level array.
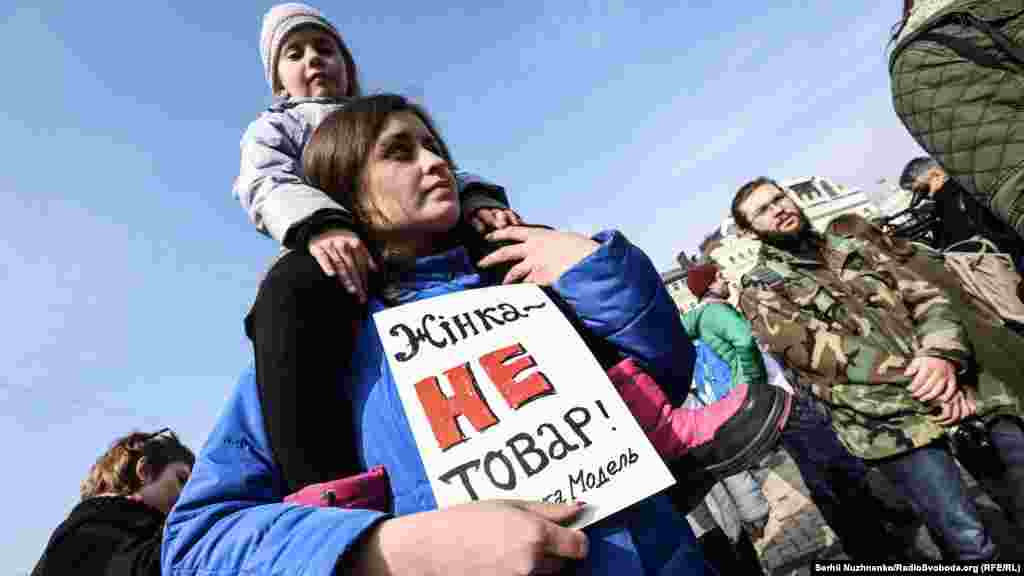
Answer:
[
  {"left": 931, "top": 388, "right": 978, "bottom": 426},
  {"left": 477, "top": 226, "right": 600, "bottom": 286},
  {"left": 905, "top": 356, "right": 958, "bottom": 404},
  {"left": 308, "top": 228, "right": 378, "bottom": 304},
  {"left": 470, "top": 207, "right": 523, "bottom": 233},
  {"left": 352, "top": 500, "right": 589, "bottom": 576},
  {"left": 744, "top": 519, "right": 767, "bottom": 541}
]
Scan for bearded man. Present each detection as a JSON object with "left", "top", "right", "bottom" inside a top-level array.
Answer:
[
  {"left": 684, "top": 262, "right": 915, "bottom": 560},
  {"left": 731, "top": 177, "right": 1024, "bottom": 560}
]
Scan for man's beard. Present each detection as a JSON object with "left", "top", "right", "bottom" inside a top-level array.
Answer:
[{"left": 756, "top": 211, "right": 816, "bottom": 253}]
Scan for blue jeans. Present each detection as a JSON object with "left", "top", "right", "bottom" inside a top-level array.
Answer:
[
  {"left": 875, "top": 442, "right": 996, "bottom": 560},
  {"left": 989, "top": 417, "right": 1024, "bottom": 529},
  {"left": 960, "top": 416, "right": 1024, "bottom": 532},
  {"left": 780, "top": 393, "right": 899, "bottom": 560}
]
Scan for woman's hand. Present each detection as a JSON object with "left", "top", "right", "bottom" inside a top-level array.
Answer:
[
  {"left": 477, "top": 226, "right": 599, "bottom": 286},
  {"left": 308, "top": 228, "right": 379, "bottom": 304},
  {"left": 469, "top": 207, "right": 523, "bottom": 233},
  {"left": 351, "top": 500, "right": 589, "bottom": 576}
]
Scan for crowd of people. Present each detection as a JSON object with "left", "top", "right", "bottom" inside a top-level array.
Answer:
[{"left": 30, "top": 1, "right": 1024, "bottom": 574}]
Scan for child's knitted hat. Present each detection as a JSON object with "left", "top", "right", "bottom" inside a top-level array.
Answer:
[{"left": 260, "top": 3, "right": 344, "bottom": 93}]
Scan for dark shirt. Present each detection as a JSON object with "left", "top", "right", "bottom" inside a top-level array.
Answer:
[
  {"left": 32, "top": 497, "right": 165, "bottom": 576},
  {"left": 933, "top": 181, "right": 1022, "bottom": 262}
]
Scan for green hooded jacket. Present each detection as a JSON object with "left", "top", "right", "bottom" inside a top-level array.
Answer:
[
  {"left": 681, "top": 301, "right": 766, "bottom": 389},
  {"left": 891, "top": 0, "right": 1024, "bottom": 237}
]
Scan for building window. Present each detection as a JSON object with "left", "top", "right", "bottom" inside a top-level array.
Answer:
[
  {"left": 790, "top": 181, "right": 819, "bottom": 203},
  {"left": 819, "top": 179, "right": 840, "bottom": 198}
]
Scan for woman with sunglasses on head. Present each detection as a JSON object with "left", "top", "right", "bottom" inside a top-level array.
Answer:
[{"left": 32, "top": 429, "right": 194, "bottom": 576}]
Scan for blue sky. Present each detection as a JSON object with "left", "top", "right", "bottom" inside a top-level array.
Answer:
[{"left": 2, "top": 1, "right": 924, "bottom": 571}]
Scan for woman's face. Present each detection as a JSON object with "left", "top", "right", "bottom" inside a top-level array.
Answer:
[
  {"left": 360, "top": 110, "right": 460, "bottom": 252},
  {"left": 137, "top": 460, "right": 192, "bottom": 514}
]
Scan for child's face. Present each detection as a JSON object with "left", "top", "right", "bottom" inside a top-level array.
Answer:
[{"left": 276, "top": 26, "right": 348, "bottom": 98}]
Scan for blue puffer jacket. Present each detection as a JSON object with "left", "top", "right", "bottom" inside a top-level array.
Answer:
[{"left": 163, "top": 231, "right": 703, "bottom": 575}]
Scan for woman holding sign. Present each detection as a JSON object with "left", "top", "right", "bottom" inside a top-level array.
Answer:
[{"left": 164, "top": 94, "right": 707, "bottom": 575}]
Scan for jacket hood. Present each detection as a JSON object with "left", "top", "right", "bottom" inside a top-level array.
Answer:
[
  {"left": 382, "top": 246, "right": 482, "bottom": 306},
  {"left": 60, "top": 497, "right": 164, "bottom": 536}
]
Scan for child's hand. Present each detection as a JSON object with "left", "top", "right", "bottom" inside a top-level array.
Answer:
[
  {"left": 469, "top": 207, "right": 522, "bottom": 233},
  {"left": 308, "top": 229, "right": 379, "bottom": 304}
]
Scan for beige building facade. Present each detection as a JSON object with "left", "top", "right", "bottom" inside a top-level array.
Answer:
[{"left": 661, "top": 267, "right": 696, "bottom": 312}]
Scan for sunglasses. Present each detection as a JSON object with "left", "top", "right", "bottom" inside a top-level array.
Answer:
[{"left": 130, "top": 427, "right": 175, "bottom": 449}]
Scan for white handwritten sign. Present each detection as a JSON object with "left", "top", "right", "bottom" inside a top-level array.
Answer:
[{"left": 373, "top": 284, "right": 675, "bottom": 527}]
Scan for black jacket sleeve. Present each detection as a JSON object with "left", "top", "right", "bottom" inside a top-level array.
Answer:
[
  {"left": 283, "top": 208, "right": 358, "bottom": 250},
  {"left": 245, "top": 250, "right": 363, "bottom": 493}
]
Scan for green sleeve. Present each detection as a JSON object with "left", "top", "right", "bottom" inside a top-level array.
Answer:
[{"left": 702, "top": 303, "right": 766, "bottom": 388}]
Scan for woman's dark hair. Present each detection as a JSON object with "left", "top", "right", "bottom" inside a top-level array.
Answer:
[
  {"left": 80, "top": 429, "right": 194, "bottom": 500},
  {"left": 302, "top": 94, "right": 455, "bottom": 241},
  {"left": 826, "top": 212, "right": 915, "bottom": 258},
  {"left": 731, "top": 176, "right": 779, "bottom": 230}
]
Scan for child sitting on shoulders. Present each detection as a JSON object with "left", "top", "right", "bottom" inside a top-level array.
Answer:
[{"left": 236, "top": 3, "right": 521, "bottom": 302}]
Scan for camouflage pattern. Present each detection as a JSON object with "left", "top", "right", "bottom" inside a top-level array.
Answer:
[
  {"left": 904, "top": 247, "right": 1024, "bottom": 430},
  {"left": 738, "top": 234, "right": 1020, "bottom": 460}
]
